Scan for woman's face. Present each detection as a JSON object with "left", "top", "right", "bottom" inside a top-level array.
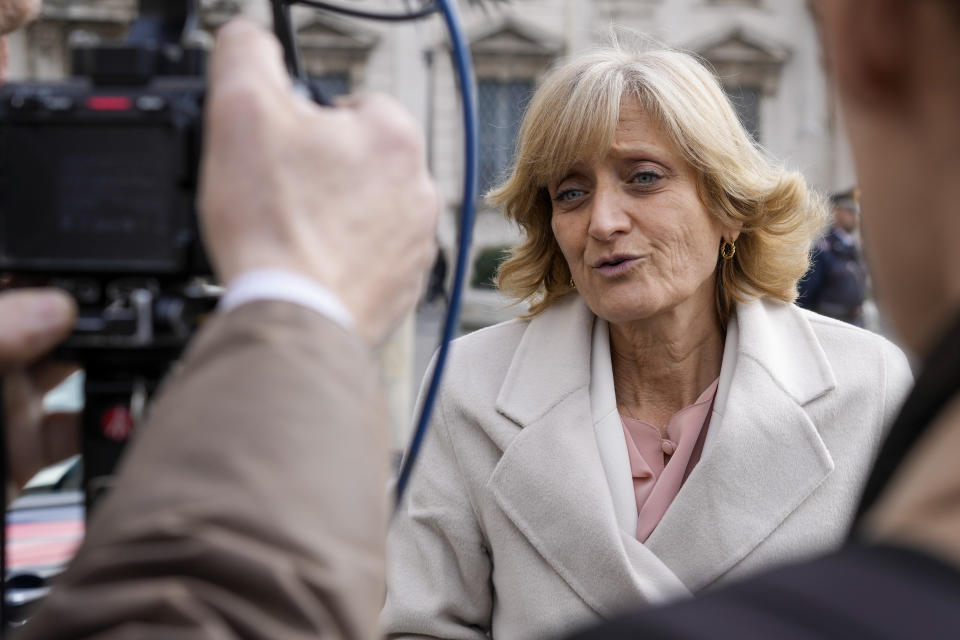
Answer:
[{"left": 549, "top": 99, "right": 731, "bottom": 326}]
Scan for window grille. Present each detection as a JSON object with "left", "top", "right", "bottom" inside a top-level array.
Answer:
[
  {"left": 724, "top": 85, "right": 761, "bottom": 142},
  {"left": 477, "top": 79, "right": 533, "bottom": 196}
]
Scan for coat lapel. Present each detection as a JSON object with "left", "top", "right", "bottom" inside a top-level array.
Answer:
[
  {"left": 489, "top": 295, "right": 688, "bottom": 616},
  {"left": 645, "top": 299, "right": 837, "bottom": 591}
]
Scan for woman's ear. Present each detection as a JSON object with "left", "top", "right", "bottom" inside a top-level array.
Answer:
[{"left": 724, "top": 222, "right": 743, "bottom": 244}]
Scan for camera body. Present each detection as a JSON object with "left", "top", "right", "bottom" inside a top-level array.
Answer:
[{"left": 0, "top": 43, "right": 215, "bottom": 366}]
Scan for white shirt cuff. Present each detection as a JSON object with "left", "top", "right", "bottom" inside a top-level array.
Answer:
[{"left": 219, "top": 269, "right": 355, "bottom": 331}]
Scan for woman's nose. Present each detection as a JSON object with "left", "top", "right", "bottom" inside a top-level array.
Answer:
[{"left": 587, "top": 187, "right": 632, "bottom": 241}]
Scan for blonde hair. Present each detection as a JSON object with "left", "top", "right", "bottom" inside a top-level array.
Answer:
[{"left": 488, "top": 41, "right": 828, "bottom": 320}]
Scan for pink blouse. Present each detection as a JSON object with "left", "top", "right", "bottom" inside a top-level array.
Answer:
[{"left": 620, "top": 377, "right": 719, "bottom": 541}]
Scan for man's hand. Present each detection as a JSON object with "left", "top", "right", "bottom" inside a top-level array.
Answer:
[
  {"left": 0, "top": 288, "right": 79, "bottom": 501},
  {"left": 200, "top": 19, "right": 440, "bottom": 346}
]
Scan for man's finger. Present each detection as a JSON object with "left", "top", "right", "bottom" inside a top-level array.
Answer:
[
  {"left": 0, "top": 0, "right": 41, "bottom": 35},
  {"left": 1, "top": 36, "right": 10, "bottom": 83},
  {"left": 208, "top": 18, "right": 291, "bottom": 96},
  {"left": 0, "top": 289, "right": 76, "bottom": 372}
]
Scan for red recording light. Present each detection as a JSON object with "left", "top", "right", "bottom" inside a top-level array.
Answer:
[
  {"left": 100, "top": 406, "right": 135, "bottom": 442},
  {"left": 86, "top": 96, "right": 133, "bottom": 111}
]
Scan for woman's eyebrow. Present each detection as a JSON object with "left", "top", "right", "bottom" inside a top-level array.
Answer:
[{"left": 552, "top": 167, "right": 589, "bottom": 186}]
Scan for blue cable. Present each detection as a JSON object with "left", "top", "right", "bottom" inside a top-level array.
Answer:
[{"left": 394, "top": 0, "right": 477, "bottom": 508}]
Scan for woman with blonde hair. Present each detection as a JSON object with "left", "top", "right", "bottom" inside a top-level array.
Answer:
[{"left": 383, "top": 42, "right": 912, "bottom": 640}]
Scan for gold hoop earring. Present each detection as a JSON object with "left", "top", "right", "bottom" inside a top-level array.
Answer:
[
  {"left": 720, "top": 240, "right": 736, "bottom": 260},
  {"left": 569, "top": 277, "right": 576, "bottom": 289}
]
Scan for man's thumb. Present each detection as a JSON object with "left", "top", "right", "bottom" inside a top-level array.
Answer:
[{"left": 0, "top": 289, "right": 77, "bottom": 371}]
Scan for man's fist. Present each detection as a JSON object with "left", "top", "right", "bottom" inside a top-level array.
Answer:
[{"left": 200, "top": 19, "right": 440, "bottom": 345}]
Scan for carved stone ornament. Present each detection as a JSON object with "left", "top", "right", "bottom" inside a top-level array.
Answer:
[{"left": 695, "top": 26, "right": 790, "bottom": 95}]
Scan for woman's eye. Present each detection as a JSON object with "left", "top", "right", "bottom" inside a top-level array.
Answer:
[
  {"left": 631, "top": 171, "right": 662, "bottom": 186},
  {"left": 554, "top": 188, "right": 585, "bottom": 202}
]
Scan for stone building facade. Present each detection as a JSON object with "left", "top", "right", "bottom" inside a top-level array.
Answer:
[{"left": 8, "top": 0, "right": 855, "bottom": 446}]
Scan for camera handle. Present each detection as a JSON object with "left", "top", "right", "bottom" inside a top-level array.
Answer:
[
  {"left": 82, "top": 370, "right": 159, "bottom": 519},
  {"left": 77, "top": 286, "right": 185, "bottom": 518}
]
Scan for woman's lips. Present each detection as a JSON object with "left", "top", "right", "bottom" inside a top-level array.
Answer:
[{"left": 592, "top": 256, "right": 643, "bottom": 276}]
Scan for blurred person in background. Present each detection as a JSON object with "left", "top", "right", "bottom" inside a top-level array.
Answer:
[
  {"left": 797, "top": 187, "right": 868, "bottom": 326},
  {"left": 383, "top": 39, "right": 911, "bottom": 639},
  {"left": 566, "top": 0, "right": 960, "bottom": 635}
]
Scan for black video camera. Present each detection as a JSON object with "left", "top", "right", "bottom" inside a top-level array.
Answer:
[{"left": 0, "top": 1, "right": 215, "bottom": 369}]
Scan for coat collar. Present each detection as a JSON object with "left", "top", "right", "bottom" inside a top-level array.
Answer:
[
  {"left": 644, "top": 298, "right": 836, "bottom": 590},
  {"left": 495, "top": 293, "right": 594, "bottom": 427},
  {"left": 492, "top": 295, "right": 689, "bottom": 614},
  {"left": 489, "top": 295, "right": 838, "bottom": 612},
  {"left": 495, "top": 295, "right": 837, "bottom": 425},
  {"left": 727, "top": 296, "right": 837, "bottom": 407}
]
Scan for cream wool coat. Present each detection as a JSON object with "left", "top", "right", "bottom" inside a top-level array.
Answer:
[{"left": 383, "top": 294, "right": 913, "bottom": 640}]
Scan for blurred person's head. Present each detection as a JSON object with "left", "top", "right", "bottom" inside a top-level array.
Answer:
[
  {"left": 816, "top": 0, "right": 960, "bottom": 356},
  {"left": 488, "top": 40, "right": 827, "bottom": 326},
  {"left": 830, "top": 189, "right": 860, "bottom": 234}
]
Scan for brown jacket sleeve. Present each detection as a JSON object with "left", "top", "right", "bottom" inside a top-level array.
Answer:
[{"left": 18, "top": 301, "right": 391, "bottom": 640}]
